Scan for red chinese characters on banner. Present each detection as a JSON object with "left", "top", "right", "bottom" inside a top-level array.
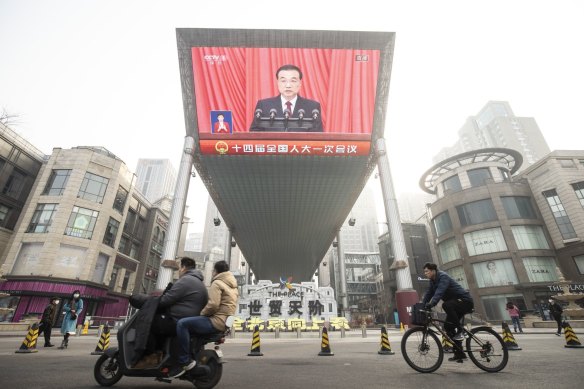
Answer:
[{"left": 199, "top": 140, "right": 371, "bottom": 156}]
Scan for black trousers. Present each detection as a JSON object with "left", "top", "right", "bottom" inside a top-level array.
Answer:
[
  {"left": 37, "top": 321, "right": 53, "bottom": 345},
  {"left": 552, "top": 314, "right": 562, "bottom": 334},
  {"left": 146, "top": 314, "right": 177, "bottom": 354},
  {"left": 442, "top": 298, "right": 474, "bottom": 337}
]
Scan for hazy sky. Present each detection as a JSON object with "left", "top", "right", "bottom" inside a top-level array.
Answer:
[{"left": 1, "top": 0, "right": 583, "bottom": 234}]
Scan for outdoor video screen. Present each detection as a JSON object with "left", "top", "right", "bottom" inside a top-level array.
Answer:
[{"left": 192, "top": 47, "right": 380, "bottom": 153}]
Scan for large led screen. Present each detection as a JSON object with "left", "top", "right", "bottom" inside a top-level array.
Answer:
[{"left": 192, "top": 47, "right": 380, "bottom": 156}]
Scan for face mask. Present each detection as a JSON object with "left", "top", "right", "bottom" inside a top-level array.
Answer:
[
  {"left": 74, "top": 294, "right": 80, "bottom": 298},
  {"left": 54, "top": 300, "right": 60, "bottom": 305}
]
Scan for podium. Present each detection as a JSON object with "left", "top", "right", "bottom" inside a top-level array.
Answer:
[{"left": 250, "top": 116, "right": 320, "bottom": 132}]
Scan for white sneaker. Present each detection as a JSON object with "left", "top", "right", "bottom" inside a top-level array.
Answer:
[
  {"left": 453, "top": 332, "right": 464, "bottom": 341},
  {"left": 170, "top": 360, "right": 197, "bottom": 378}
]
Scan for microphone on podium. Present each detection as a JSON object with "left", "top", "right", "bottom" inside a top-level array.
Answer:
[
  {"left": 269, "top": 108, "right": 277, "bottom": 122},
  {"left": 297, "top": 109, "right": 305, "bottom": 121},
  {"left": 312, "top": 109, "right": 320, "bottom": 120},
  {"left": 255, "top": 108, "right": 263, "bottom": 119}
]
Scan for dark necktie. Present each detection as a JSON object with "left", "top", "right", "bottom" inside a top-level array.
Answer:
[{"left": 286, "top": 101, "right": 292, "bottom": 114}]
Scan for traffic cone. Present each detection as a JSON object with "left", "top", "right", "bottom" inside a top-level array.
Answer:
[
  {"left": 91, "top": 324, "right": 110, "bottom": 355},
  {"left": 81, "top": 320, "right": 89, "bottom": 335},
  {"left": 15, "top": 322, "right": 39, "bottom": 353},
  {"left": 501, "top": 322, "right": 522, "bottom": 350},
  {"left": 318, "top": 326, "right": 334, "bottom": 356},
  {"left": 442, "top": 335, "right": 454, "bottom": 353},
  {"left": 247, "top": 325, "right": 263, "bottom": 356},
  {"left": 562, "top": 321, "right": 584, "bottom": 348},
  {"left": 378, "top": 326, "right": 395, "bottom": 355}
]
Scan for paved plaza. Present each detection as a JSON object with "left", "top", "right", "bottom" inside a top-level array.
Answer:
[{"left": 0, "top": 328, "right": 582, "bottom": 388}]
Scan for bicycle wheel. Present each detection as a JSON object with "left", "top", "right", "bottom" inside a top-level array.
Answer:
[
  {"left": 466, "top": 326, "right": 508, "bottom": 372},
  {"left": 400, "top": 327, "right": 443, "bottom": 373}
]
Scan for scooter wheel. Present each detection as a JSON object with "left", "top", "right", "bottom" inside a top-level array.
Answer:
[
  {"left": 193, "top": 357, "right": 223, "bottom": 389},
  {"left": 94, "top": 353, "right": 123, "bottom": 387}
]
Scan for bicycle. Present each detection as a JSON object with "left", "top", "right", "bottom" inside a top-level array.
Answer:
[{"left": 400, "top": 308, "right": 508, "bottom": 373}]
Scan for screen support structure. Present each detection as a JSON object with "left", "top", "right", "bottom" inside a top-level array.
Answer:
[
  {"left": 335, "top": 230, "right": 349, "bottom": 319},
  {"left": 224, "top": 229, "right": 233, "bottom": 269},
  {"left": 156, "top": 136, "right": 196, "bottom": 290},
  {"left": 375, "top": 138, "right": 419, "bottom": 324}
]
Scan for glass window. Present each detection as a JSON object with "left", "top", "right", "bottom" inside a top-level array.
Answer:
[
  {"left": 78, "top": 172, "right": 109, "bottom": 203},
  {"left": 130, "top": 243, "right": 140, "bottom": 259},
  {"left": 574, "top": 255, "right": 584, "bottom": 274},
  {"left": 0, "top": 205, "right": 10, "bottom": 227},
  {"left": 432, "top": 211, "right": 453, "bottom": 237},
  {"left": 443, "top": 175, "right": 462, "bottom": 193},
  {"left": 445, "top": 266, "right": 468, "bottom": 289},
  {"left": 2, "top": 169, "right": 25, "bottom": 199},
  {"left": 572, "top": 182, "right": 584, "bottom": 208},
  {"left": 464, "top": 227, "right": 508, "bottom": 256},
  {"left": 467, "top": 168, "right": 492, "bottom": 187},
  {"left": 42, "top": 169, "right": 71, "bottom": 196},
  {"left": 522, "top": 257, "right": 559, "bottom": 283},
  {"left": 109, "top": 266, "right": 120, "bottom": 288},
  {"left": 558, "top": 159, "right": 575, "bottom": 168},
  {"left": 542, "top": 189, "right": 577, "bottom": 240},
  {"left": 457, "top": 199, "right": 497, "bottom": 226},
  {"left": 501, "top": 196, "right": 537, "bottom": 219},
  {"left": 481, "top": 294, "right": 525, "bottom": 321},
  {"left": 511, "top": 225, "right": 550, "bottom": 250},
  {"left": 26, "top": 203, "right": 58, "bottom": 233},
  {"left": 473, "top": 259, "right": 518, "bottom": 287},
  {"left": 65, "top": 206, "right": 99, "bottom": 239},
  {"left": 113, "top": 186, "right": 128, "bottom": 214},
  {"left": 118, "top": 236, "right": 130, "bottom": 255},
  {"left": 438, "top": 238, "right": 461, "bottom": 264},
  {"left": 103, "top": 217, "right": 120, "bottom": 247}
]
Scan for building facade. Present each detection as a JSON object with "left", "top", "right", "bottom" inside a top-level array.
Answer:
[
  {"left": 135, "top": 159, "right": 177, "bottom": 204},
  {"left": 0, "top": 146, "right": 187, "bottom": 322},
  {"left": 378, "top": 223, "right": 433, "bottom": 325},
  {"left": 0, "top": 123, "right": 45, "bottom": 266},
  {"left": 420, "top": 148, "right": 574, "bottom": 321},
  {"left": 517, "top": 151, "right": 584, "bottom": 284}
]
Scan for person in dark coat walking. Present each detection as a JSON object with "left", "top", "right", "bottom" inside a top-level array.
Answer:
[
  {"left": 549, "top": 298, "right": 563, "bottom": 336},
  {"left": 38, "top": 296, "right": 60, "bottom": 347}
]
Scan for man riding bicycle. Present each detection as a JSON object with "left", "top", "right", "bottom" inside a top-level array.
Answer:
[{"left": 421, "top": 262, "right": 474, "bottom": 362}]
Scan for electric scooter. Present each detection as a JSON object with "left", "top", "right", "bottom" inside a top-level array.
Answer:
[{"left": 93, "top": 313, "right": 233, "bottom": 388}]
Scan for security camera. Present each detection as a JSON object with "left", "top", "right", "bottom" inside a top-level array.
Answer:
[
  {"left": 348, "top": 217, "right": 356, "bottom": 226},
  {"left": 213, "top": 217, "right": 221, "bottom": 226}
]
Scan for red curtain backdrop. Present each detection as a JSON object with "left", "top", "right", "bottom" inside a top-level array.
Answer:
[{"left": 192, "top": 47, "right": 379, "bottom": 135}]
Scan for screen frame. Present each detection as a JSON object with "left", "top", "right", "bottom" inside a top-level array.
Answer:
[{"left": 177, "top": 28, "right": 395, "bottom": 151}]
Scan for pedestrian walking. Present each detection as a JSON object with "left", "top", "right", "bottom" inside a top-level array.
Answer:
[
  {"left": 58, "top": 290, "right": 83, "bottom": 349},
  {"left": 505, "top": 302, "right": 523, "bottom": 333},
  {"left": 38, "top": 296, "right": 60, "bottom": 347},
  {"left": 548, "top": 298, "right": 563, "bottom": 336}
]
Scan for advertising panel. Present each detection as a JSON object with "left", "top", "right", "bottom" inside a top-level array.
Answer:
[{"left": 191, "top": 47, "right": 380, "bottom": 156}]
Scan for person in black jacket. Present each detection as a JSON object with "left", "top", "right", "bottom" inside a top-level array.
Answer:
[
  {"left": 133, "top": 257, "right": 208, "bottom": 369},
  {"left": 549, "top": 298, "right": 563, "bottom": 336},
  {"left": 38, "top": 296, "right": 60, "bottom": 347},
  {"left": 422, "top": 262, "right": 474, "bottom": 362}
]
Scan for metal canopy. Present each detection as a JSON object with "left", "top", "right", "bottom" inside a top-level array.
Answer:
[{"left": 196, "top": 154, "right": 377, "bottom": 281}]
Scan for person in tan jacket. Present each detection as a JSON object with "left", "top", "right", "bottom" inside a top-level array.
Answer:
[{"left": 171, "top": 260, "right": 239, "bottom": 378}]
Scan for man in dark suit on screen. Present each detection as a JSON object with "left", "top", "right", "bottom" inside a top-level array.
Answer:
[{"left": 249, "top": 64, "right": 323, "bottom": 132}]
